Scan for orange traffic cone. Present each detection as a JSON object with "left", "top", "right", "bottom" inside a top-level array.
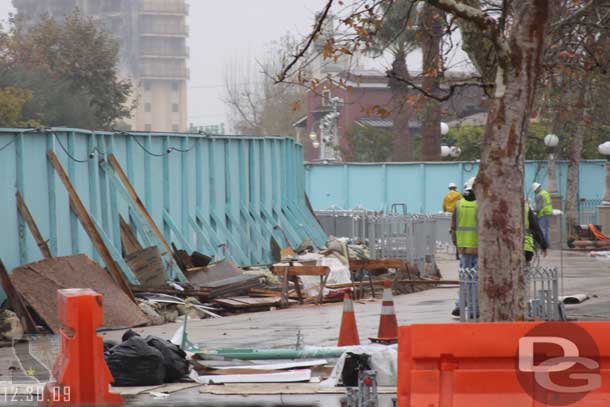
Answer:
[
  {"left": 370, "top": 279, "right": 399, "bottom": 344},
  {"left": 337, "top": 290, "right": 360, "bottom": 346}
]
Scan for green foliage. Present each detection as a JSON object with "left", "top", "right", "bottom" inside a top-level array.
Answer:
[
  {"left": 0, "top": 86, "right": 38, "bottom": 127},
  {"left": 0, "top": 11, "right": 132, "bottom": 129},
  {"left": 343, "top": 125, "right": 394, "bottom": 162},
  {"left": 445, "top": 121, "right": 609, "bottom": 161}
]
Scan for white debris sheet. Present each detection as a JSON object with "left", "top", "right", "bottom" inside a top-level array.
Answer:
[
  {"left": 320, "top": 344, "right": 398, "bottom": 387},
  {"left": 189, "top": 368, "right": 312, "bottom": 384}
]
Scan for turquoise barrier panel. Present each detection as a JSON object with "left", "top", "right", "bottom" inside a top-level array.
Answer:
[
  {"left": 305, "top": 161, "right": 604, "bottom": 212},
  {"left": 0, "top": 128, "right": 327, "bottom": 285}
]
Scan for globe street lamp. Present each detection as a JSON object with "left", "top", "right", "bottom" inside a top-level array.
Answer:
[
  {"left": 599, "top": 141, "right": 610, "bottom": 203},
  {"left": 544, "top": 133, "right": 559, "bottom": 195}
]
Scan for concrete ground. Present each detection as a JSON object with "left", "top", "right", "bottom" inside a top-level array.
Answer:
[{"left": 1, "top": 249, "right": 608, "bottom": 406}]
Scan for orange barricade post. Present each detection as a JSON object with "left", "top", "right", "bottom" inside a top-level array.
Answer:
[
  {"left": 337, "top": 290, "right": 360, "bottom": 346},
  {"left": 397, "top": 322, "right": 610, "bottom": 407},
  {"left": 43, "top": 289, "right": 123, "bottom": 406}
]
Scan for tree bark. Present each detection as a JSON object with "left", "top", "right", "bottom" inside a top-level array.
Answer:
[
  {"left": 420, "top": 3, "right": 443, "bottom": 161},
  {"left": 566, "top": 84, "right": 588, "bottom": 238},
  {"left": 474, "top": 0, "right": 550, "bottom": 321},
  {"left": 388, "top": 46, "right": 413, "bottom": 161}
]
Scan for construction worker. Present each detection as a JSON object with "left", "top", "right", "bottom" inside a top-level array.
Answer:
[
  {"left": 525, "top": 200, "right": 548, "bottom": 265},
  {"left": 532, "top": 182, "right": 553, "bottom": 244},
  {"left": 451, "top": 177, "right": 478, "bottom": 270},
  {"left": 450, "top": 177, "right": 477, "bottom": 317},
  {"left": 442, "top": 183, "right": 462, "bottom": 213}
]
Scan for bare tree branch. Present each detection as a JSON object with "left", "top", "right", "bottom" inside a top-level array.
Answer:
[{"left": 275, "top": 0, "right": 334, "bottom": 83}]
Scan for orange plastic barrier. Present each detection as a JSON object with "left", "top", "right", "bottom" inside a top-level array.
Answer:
[
  {"left": 398, "top": 322, "right": 610, "bottom": 406},
  {"left": 43, "top": 289, "right": 123, "bottom": 406}
]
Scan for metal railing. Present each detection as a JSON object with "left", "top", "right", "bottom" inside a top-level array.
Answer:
[
  {"left": 459, "top": 266, "right": 560, "bottom": 322},
  {"left": 578, "top": 199, "right": 601, "bottom": 225},
  {"left": 315, "top": 209, "right": 451, "bottom": 271}
]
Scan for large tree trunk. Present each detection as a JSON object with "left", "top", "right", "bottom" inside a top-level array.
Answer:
[
  {"left": 388, "top": 46, "right": 413, "bottom": 161},
  {"left": 566, "top": 84, "right": 588, "bottom": 239},
  {"left": 420, "top": 3, "right": 443, "bottom": 161},
  {"left": 476, "top": 0, "right": 550, "bottom": 321}
]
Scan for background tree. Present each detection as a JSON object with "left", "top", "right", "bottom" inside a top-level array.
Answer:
[
  {"left": 224, "top": 35, "right": 306, "bottom": 136},
  {"left": 0, "top": 11, "right": 132, "bottom": 129},
  {"left": 343, "top": 124, "right": 394, "bottom": 161}
]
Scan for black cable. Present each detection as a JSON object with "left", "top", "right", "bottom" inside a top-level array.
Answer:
[
  {"left": 53, "top": 133, "right": 91, "bottom": 163},
  {"left": 129, "top": 134, "right": 168, "bottom": 157}
]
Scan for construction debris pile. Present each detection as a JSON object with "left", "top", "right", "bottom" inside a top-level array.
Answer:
[{"left": 568, "top": 224, "right": 610, "bottom": 251}]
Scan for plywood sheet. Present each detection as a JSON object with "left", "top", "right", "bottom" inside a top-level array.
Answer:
[{"left": 11, "top": 255, "right": 149, "bottom": 333}]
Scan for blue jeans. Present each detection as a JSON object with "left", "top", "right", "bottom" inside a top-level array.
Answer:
[
  {"left": 456, "top": 254, "right": 478, "bottom": 308},
  {"left": 538, "top": 215, "right": 550, "bottom": 245},
  {"left": 460, "top": 254, "right": 478, "bottom": 269}
]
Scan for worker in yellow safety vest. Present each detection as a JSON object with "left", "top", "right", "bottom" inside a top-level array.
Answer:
[
  {"left": 532, "top": 182, "right": 553, "bottom": 244},
  {"left": 450, "top": 177, "right": 477, "bottom": 317},
  {"left": 442, "top": 183, "right": 462, "bottom": 213},
  {"left": 524, "top": 201, "right": 548, "bottom": 265}
]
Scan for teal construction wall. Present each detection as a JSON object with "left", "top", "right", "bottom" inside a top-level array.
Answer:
[
  {"left": 305, "top": 161, "right": 605, "bottom": 212},
  {"left": 0, "top": 128, "right": 327, "bottom": 279}
]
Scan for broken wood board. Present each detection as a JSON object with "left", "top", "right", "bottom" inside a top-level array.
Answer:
[
  {"left": 0, "top": 259, "right": 38, "bottom": 333},
  {"left": 213, "top": 296, "right": 290, "bottom": 310},
  {"left": 119, "top": 216, "right": 142, "bottom": 256},
  {"left": 325, "top": 279, "right": 460, "bottom": 290},
  {"left": 11, "top": 254, "right": 149, "bottom": 333},
  {"left": 191, "top": 369, "right": 311, "bottom": 384},
  {"left": 125, "top": 246, "right": 167, "bottom": 288},
  {"left": 187, "top": 260, "right": 242, "bottom": 287},
  {"left": 199, "top": 383, "right": 398, "bottom": 395},
  {"left": 349, "top": 259, "right": 404, "bottom": 270}
]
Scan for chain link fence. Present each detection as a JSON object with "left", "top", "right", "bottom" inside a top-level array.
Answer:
[{"left": 459, "top": 267, "right": 561, "bottom": 322}]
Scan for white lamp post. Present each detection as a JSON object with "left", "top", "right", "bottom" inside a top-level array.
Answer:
[
  {"left": 599, "top": 141, "right": 610, "bottom": 203},
  {"left": 440, "top": 145, "right": 451, "bottom": 158},
  {"left": 440, "top": 122, "right": 449, "bottom": 136},
  {"left": 544, "top": 134, "right": 559, "bottom": 194}
]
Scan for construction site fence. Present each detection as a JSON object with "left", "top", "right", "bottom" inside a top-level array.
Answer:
[
  {"left": 0, "top": 128, "right": 328, "bottom": 294},
  {"left": 459, "top": 267, "right": 561, "bottom": 322},
  {"left": 315, "top": 209, "right": 451, "bottom": 270},
  {"left": 305, "top": 161, "right": 605, "bottom": 215}
]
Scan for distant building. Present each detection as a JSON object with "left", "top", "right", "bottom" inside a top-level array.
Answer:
[
  {"left": 293, "top": 69, "right": 487, "bottom": 161},
  {"left": 13, "top": 0, "right": 189, "bottom": 132}
]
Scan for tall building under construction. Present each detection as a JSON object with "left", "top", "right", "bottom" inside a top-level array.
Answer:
[{"left": 12, "top": 0, "right": 189, "bottom": 132}]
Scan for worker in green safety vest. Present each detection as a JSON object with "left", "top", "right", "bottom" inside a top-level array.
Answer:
[
  {"left": 450, "top": 177, "right": 477, "bottom": 317},
  {"left": 451, "top": 177, "right": 478, "bottom": 270},
  {"left": 532, "top": 182, "right": 553, "bottom": 244},
  {"left": 524, "top": 200, "right": 548, "bottom": 266}
]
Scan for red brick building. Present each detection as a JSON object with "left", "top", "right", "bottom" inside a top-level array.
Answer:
[{"left": 294, "top": 70, "right": 486, "bottom": 162}]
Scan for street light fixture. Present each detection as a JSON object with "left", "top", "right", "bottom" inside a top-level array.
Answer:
[
  {"left": 544, "top": 133, "right": 559, "bottom": 194},
  {"left": 440, "top": 122, "right": 449, "bottom": 136},
  {"left": 599, "top": 141, "right": 610, "bottom": 203},
  {"left": 440, "top": 145, "right": 452, "bottom": 158},
  {"left": 309, "top": 132, "right": 318, "bottom": 141},
  {"left": 312, "top": 140, "right": 320, "bottom": 149}
]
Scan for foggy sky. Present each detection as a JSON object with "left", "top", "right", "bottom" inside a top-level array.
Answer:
[{"left": 0, "top": 0, "right": 327, "bottom": 130}]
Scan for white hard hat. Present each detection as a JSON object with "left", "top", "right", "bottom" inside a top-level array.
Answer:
[
  {"left": 532, "top": 182, "right": 541, "bottom": 192},
  {"left": 464, "top": 177, "right": 476, "bottom": 191},
  {"left": 448, "top": 182, "right": 457, "bottom": 189}
]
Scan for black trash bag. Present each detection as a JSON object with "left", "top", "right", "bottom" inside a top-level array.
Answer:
[
  {"left": 105, "top": 336, "right": 166, "bottom": 386},
  {"left": 144, "top": 336, "right": 189, "bottom": 382},
  {"left": 341, "top": 353, "right": 371, "bottom": 387},
  {"left": 103, "top": 339, "right": 118, "bottom": 353},
  {"left": 121, "top": 328, "right": 140, "bottom": 342}
]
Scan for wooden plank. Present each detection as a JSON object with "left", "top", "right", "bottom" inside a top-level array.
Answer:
[
  {"left": 47, "top": 151, "right": 134, "bottom": 301},
  {"left": 119, "top": 215, "right": 142, "bottom": 256},
  {"left": 107, "top": 154, "right": 180, "bottom": 267},
  {"left": 271, "top": 266, "right": 330, "bottom": 276},
  {"left": 0, "top": 259, "right": 38, "bottom": 333},
  {"left": 349, "top": 258, "right": 404, "bottom": 270},
  {"left": 325, "top": 279, "right": 460, "bottom": 289},
  {"left": 15, "top": 191, "right": 52, "bottom": 259}
]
